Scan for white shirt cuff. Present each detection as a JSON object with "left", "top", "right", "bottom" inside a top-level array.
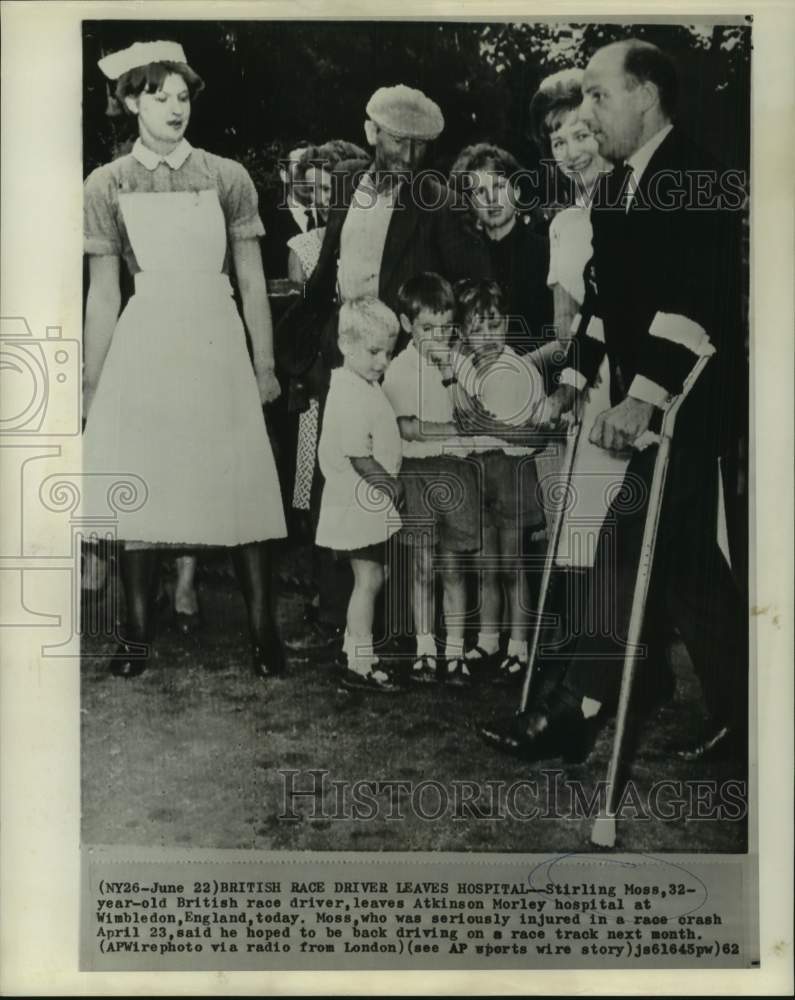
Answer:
[
  {"left": 560, "top": 367, "right": 588, "bottom": 392},
  {"left": 629, "top": 374, "right": 670, "bottom": 408},
  {"left": 585, "top": 315, "right": 605, "bottom": 343}
]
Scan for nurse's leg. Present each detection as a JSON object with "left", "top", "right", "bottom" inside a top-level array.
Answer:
[
  {"left": 120, "top": 548, "right": 160, "bottom": 643},
  {"left": 109, "top": 547, "right": 160, "bottom": 678},
  {"left": 231, "top": 541, "right": 284, "bottom": 678}
]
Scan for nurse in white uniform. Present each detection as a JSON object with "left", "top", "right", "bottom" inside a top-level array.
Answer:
[{"left": 83, "top": 42, "right": 286, "bottom": 679}]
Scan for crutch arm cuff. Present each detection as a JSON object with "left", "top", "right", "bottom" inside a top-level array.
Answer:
[{"left": 649, "top": 311, "right": 713, "bottom": 356}]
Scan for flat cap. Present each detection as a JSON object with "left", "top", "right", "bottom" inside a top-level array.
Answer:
[
  {"left": 366, "top": 84, "right": 444, "bottom": 141},
  {"left": 98, "top": 41, "right": 188, "bottom": 80}
]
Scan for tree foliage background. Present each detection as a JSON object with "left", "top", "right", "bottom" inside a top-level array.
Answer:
[{"left": 83, "top": 18, "right": 751, "bottom": 199}]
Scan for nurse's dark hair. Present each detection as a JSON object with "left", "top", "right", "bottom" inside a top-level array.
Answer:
[
  {"left": 621, "top": 39, "right": 678, "bottom": 118},
  {"left": 528, "top": 69, "right": 585, "bottom": 149},
  {"left": 115, "top": 61, "right": 205, "bottom": 107}
]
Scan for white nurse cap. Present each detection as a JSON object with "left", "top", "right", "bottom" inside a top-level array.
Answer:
[{"left": 98, "top": 41, "right": 188, "bottom": 80}]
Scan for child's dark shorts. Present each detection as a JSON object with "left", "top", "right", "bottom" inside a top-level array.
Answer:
[
  {"left": 398, "top": 456, "right": 480, "bottom": 552},
  {"left": 474, "top": 450, "right": 545, "bottom": 530}
]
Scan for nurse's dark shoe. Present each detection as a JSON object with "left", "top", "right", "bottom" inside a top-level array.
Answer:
[
  {"left": 174, "top": 610, "right": 202, "bottom": 637},
  {"left": 109, "top": 641, "right": 149, "bottom": 678},
  {"left": 252, "top": 632, "right": 286, "bottom": 679}
]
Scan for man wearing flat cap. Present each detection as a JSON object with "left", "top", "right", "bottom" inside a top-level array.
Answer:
[{"left": 294, "top": 84, "right": 488, "bottom": 363}]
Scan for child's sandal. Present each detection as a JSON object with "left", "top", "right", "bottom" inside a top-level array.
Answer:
[
  {"left": 497, "top": 654, "right": 526, "bottom": 685},
  {"left": 411, "top": 654, "right": 438, "bottom": 684},
  {"left": 444, "top": 657, "right": 472, "bottom": 687},
  {"left": 339, "top": 662, "right": 402, "bottom": 694},
  {"left": 461, "top": 644, "right": 497, "bottom": 678}
]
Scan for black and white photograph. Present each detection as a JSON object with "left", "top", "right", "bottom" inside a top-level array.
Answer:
[
  {"left": 78, "top": 15, "right": 751, "bottom": 855},
  {"left": 1, "top": 0, "right": 793, "bottom": 991}
]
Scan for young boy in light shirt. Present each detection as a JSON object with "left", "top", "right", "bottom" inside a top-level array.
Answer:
[{"left": 382, "top": 273, "right": 480, "bottom": 685}]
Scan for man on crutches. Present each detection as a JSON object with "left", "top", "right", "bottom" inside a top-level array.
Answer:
[{"left": 482, "top": 39, "right": 748, "bottom": 766}]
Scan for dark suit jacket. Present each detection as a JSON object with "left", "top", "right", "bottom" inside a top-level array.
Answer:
[
  {"left": 486, "top": 215, "right": 553, "bottom": 353},
  {"left": 305, "top": 158, "right": 492, "bottom": 362},
  {"left": 569, "top": 127, "right": 745, "bottom": 453},
  {"left": 260, "top": 193, "right": 309, "bottom": 278}
]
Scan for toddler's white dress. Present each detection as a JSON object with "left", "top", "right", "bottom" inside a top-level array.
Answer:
[{"left": 315, "top": 366, "right": 402, "bottom": 551}]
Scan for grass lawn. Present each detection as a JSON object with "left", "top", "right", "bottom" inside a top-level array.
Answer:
[{"left": 81, "top": 558, "right": 748, "bottom": 854}]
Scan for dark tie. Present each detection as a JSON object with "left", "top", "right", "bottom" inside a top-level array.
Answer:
[
  {"left": 305, "top": 209, "right": 316, "bottom": 231},
  {"left": 611, "top": 162, "right": 633, "bottom": 212}
]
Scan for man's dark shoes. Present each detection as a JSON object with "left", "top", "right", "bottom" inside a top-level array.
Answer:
[
  {"left": 109, "top": 641, "right": 148, "bottom": 678},
  {"left": 480, "top": 688, "right": 598, "bottom": 764}
]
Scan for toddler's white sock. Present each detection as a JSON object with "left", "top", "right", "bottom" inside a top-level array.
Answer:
[
  {"left": 471, "top": 631, "right": 500, "bottom": 656},
  {"left": 444, "top": 635, "right": 465, "bottom": 661},
  {"left": 416, "top": 633, "right": 436, "bottom": 659},
  {"left": 346, "top": 633, "right": 374, "bottom": 676},
  {"left": 507, "top": 638, "right": 529, "bottom": 662}
]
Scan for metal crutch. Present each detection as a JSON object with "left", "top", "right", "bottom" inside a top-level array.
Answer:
[
  {"left": 590, "top": 352, "right": 713, "bottom": 848},
  {"left": 518, "top": 413, "right": 586, "bottom": 713}
]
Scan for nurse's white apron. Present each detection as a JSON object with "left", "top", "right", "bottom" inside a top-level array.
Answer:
[{"left": 83, "top": 189, "right": 286, "bottom": 546}]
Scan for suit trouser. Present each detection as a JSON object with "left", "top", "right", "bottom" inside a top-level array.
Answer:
[{"left": 561, "top": 443, "right": 748, "bottom": 730}]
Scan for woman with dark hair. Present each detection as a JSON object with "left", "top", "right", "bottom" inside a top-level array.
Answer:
[
  {"left": 449, "top": 143, "right": 552, "bottom": 357},
  {"left": 286, "top": 140, "right": 366, "bottom": 289},
  {"left": 83, "top": 41, "right": 286, "bottom": 679}
]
